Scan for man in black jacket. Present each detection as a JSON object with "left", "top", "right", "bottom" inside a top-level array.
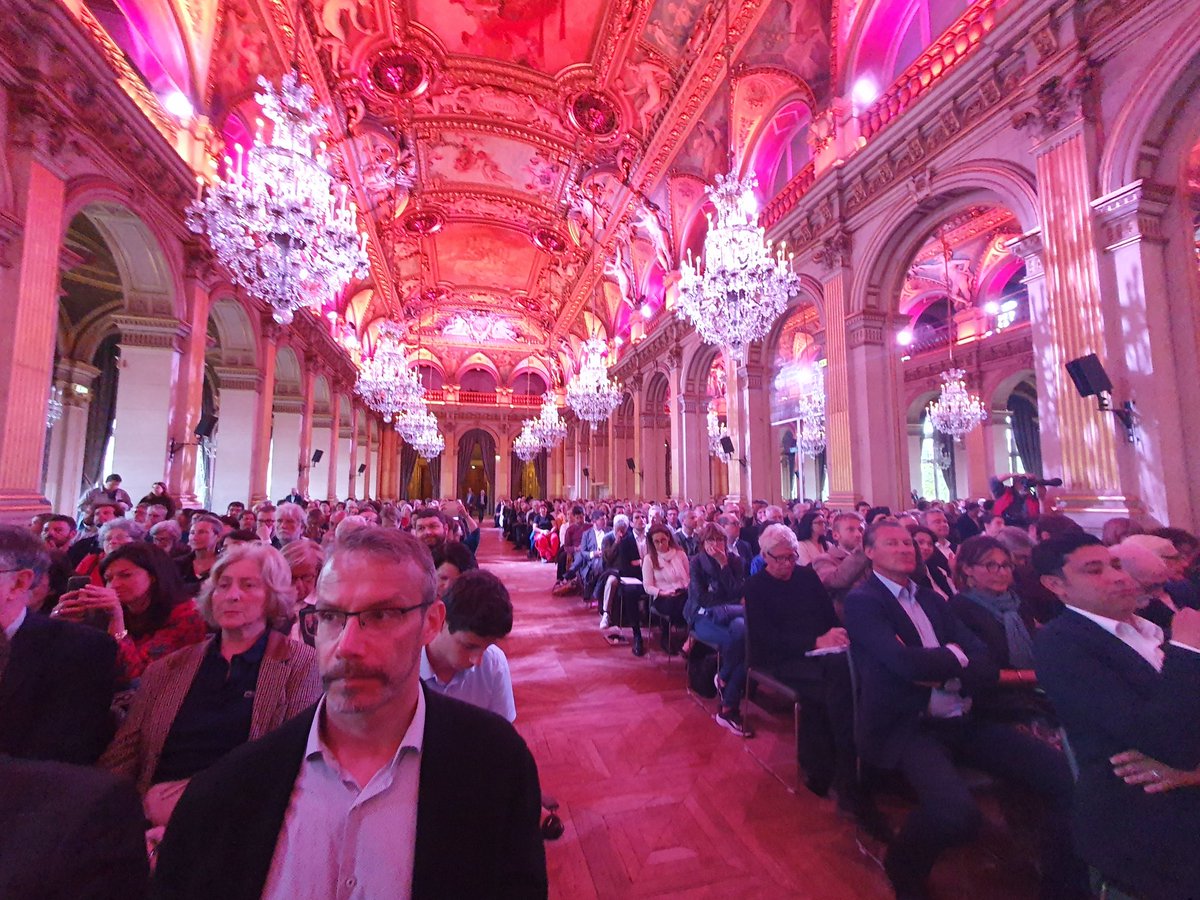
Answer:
[
  {"left": 844, "top": 521, "right": 1084, "bottom": 900},
  {"left": 154, "top": 527, "right": 547, "bottom": 900},
  {"left": 1034, "top": 534, "right": 1200, "bottom": 900},
  {"left": 0, "top": 526, "right": 116, "bottom": 765}
]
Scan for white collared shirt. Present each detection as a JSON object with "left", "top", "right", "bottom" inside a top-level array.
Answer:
[
  {"left": 1064, "top": 606, "right": 1173, "bottom": 672},
  {"left": 420, "top": 644, "right": 516, "bottom": 723},
  {"left": 3, "top": 606, "right": 26, "bottom": 641},
  {"left": 262, "top": 691, "right": 425, "bottom": 900},
  {"left": 875, "top": 572, "right": 971, "bottom": 718}
]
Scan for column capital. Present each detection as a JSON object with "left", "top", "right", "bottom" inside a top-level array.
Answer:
[
  {"left": 845, "top": 310, "right": 890, "bottom": 349},
  {"left": 113, "top": 315, "right": 187, "bottom": 351},
  {"left": 53, "top": 359, "right": 101, "bottom": 408},
  {"left": 1011, "top": 58, "right": 1101, "bottom": 150},
  {"left": 1091, "top": 180, "right": 1174, "bottom": 251},
  {"left": 812, "top": 230, "right": 852, "bottom": 277},
  {"left": 213, "top": 365, "right": 261, "bottom": 392},
  {"left": 1006, "top": 230, "right": 1046, "bottom": 280}
]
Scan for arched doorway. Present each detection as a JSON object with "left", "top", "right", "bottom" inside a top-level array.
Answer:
[{"left": 456, "top": 429, "right": 496, "bottom": 504}]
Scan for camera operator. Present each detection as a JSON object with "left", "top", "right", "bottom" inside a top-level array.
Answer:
[{"left": 989, "top": 473, "right": 1062, "bottom": 529}]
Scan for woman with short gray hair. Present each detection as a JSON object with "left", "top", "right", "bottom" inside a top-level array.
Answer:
[{"left": 74, "top": 517, "right": 144, "bottom": 586}]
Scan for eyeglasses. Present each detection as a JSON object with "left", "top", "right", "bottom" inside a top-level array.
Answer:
[
  {"left": 299, "top": 603, "right": 431, "bottom": 640},
  {"left": 977, "top": 561, "right": 1014, "bottom": 573},
  {"left": 765, "top": 550, "right": 799, "bottom": 563}
]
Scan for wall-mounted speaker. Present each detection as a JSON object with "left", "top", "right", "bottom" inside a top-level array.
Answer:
[
  {"left": 1065, "top": 353, "right": 1113, "bottom": 398},
  {"left": 626, "top": 458, "right": 636, "bottom": 472},
  {"left": 582, "top": 467, "right": 590, "bottom": 478},
  {"left": 194, "top": 414, "right": 218, "bottom": 438},
  {"left": 311, "top": 449, "right": 324, "bottom": 464},
  {"left": 357, "top": 463, "right": 367, "bottom": 474},
  {"left": 719, "top": 435, "right": 736, "bottom": 455}
]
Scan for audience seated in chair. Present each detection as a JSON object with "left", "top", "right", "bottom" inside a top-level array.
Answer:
[
  {"left": 642, "top": 523, "right": 690, "bottom": 650},
  {"left": 843, "top": 521, "right": 1086, "bottom": 900},
  {"left": 1034, "top": 533, "right": 1200, "bottom": 900}
]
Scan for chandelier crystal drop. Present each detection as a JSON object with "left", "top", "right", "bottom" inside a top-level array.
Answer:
[
  {"left": 677, "top": 170, "right": 800, "bottom": 350},
  {"left": 565, "top": 337, "right": 622, "bottom": 426},
  {"left": 706, "top": 405, "right": 732, "bottom": 463},
  {"left": 186, "top": 70, "right": 369, "bottom": 324},
  {"left": 354, "top": 321, "right": 425, "bottom": 423},
  {"left": 513, "top": 421, "right": 541, "bottom": 462},
  {"left": 927, "top": 368, "right": 988, "bottom": 439},
  {"left": 530, "top": 392, "right": 567, "bottom": 449},
  {"left": 45, "top": 384, "right": 64, "bottom": 429}
]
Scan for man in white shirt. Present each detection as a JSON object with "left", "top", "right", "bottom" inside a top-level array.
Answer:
[
  {"left": 1034, "top": 534, "right": 1200, "bottom": 899},
  {"left": 421, "top": 569, "right": 517, "bottom": 722}
]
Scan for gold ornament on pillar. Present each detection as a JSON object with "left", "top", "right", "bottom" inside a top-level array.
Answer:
[{"left": 926, "top": 230, "right": 987, "bottom": 439}]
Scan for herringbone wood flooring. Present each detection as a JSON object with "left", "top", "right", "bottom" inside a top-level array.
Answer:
[{"left": 482, "top": 529, "right": 1041, "bottom": 900}]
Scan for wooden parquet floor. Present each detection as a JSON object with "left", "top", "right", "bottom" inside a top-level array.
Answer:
[{"left": 480, "top": 529, "right": 1041, "bottom": 900}]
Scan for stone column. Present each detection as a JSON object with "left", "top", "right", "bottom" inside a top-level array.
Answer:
[
  {"left": 296, "top": 357, "right": 316, "bottom": 497},
  {"left": 844, "top": 311, "right": 905, "bottom": 509},
  {"left": 249, "top": 322, "right": 278, "bottom": 504},
  {"left": 324, "top": 389, "right": 342, "bottom": 502},
  {"left": 0, "top": 139, "right": 67, "bottom": 522},
  {"left": 563, "top": 425, "right": 578, "bottom": 500},
  {"left": 44, "top": 360, "right": 100, "bottom": 515},
  {"left": 606, "top": 412, "right": 618, "bottom": 498},
  {"left": 439, "top": 427, "right": 457, "bottom": 501},
  {"left": 347, "top": 404, "right": 361, "bottom": 499},
  {"left": 166, "top": 251, "right": 214, "bottom": 505},
  {"left": 309, "top": 411, "right": 331, "bottom": 502},
  {"left": 1012, "top": 65, "right": 1126, "bottom": 528},
  {"left": 679, "top": 395, "right": 707, "bottom": 503},
  {"left": 361, "top": 417, "right": 374, "bottom": 500},
  {"left": 110, "top": 316, "right": 186, "bottom": 496},
  {"left": 814, "top": 235, "right": 857, "bottom": 507},
  {"left": 211, "top": 366, "right": 260, "bottom": 514},
  {"left": 1092, "top": 180, "right": 1195, "bottom": 527},
  {"left": 496, "top": 425, "right": 512, "bottom": 501},
  {"left": 667, "top": 348, "right": 687, "bottom": 501},
  {"left": 728, "top": 357, "right": 773, "bottom": 503},
  {"left": 628, "top": 374, "right": 643, "bottom": 499}
]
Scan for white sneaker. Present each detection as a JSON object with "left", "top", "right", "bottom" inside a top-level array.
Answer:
[{"left": 599, "top": 613, "right": 610, "bottom": 630}]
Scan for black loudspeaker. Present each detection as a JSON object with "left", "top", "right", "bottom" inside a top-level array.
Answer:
[
  {"left": 194, "top": 414, "right": 218, "bottom": 438},
  {"left": 626, "top": 458, "right": 636, "bottom": 471},
  {"left": 720, "top": 435, "right": 736, "bottom": 455},
  {"left": 312, "top": 450, "right": 324, "bottom": 464},
  {"left": 582, "top": 467, "right": 590, "bottom": 478},
  {"left": 357, "top": 463, "right": 367, "bottom": 474},
  {"left": 1065, "top": 353, "right": 1113, "bottom": 398}
]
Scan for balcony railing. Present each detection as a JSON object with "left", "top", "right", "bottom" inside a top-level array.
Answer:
[
  {"left": 458, "top": 390, "right": 498, "bottom": 405},
  {"left": 760, "top": 161, "right": 816, "bottom": 231}
]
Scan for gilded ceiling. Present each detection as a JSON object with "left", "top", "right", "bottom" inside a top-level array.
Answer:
[{"left": 88, "top": 0, "right": 840, "bottom": 380}]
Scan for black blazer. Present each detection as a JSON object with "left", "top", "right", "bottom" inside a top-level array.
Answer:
[
  {"left": 1035, "top": 610, "right": 1200, "bottom": 898},
  {"left": 0, "top": 755, "right": 148, "bottom": 900},
  {"left": 843, "top": 574, "right": 998, "bottom": 767},
  {"left": 684, "top": 551, "right": 746, "bottom": 626},
  {"left": 153, "top": 686, "right": 547, "bottom": 900},
  {"left": 0, "top": 613, "right": 117, "bottom": 764}
]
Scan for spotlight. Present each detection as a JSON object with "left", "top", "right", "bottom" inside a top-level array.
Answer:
[
  {"left": 614, "top": 336, "right": 624, "bottom": 347},
  {"left": 851, "top": 77, "right": 878, "bottom": 108},
  {"left": 640, "top": 303, "right": 653, "bottom": 319},
  {"left": 896, "top": 329, "right": 913, "bottom": 347},
  {"left": 984, "top": 300, "right": 1000, "bottom": 316},
  {"left": 163, "top": 90, "right": 193, "bottom": 119}
]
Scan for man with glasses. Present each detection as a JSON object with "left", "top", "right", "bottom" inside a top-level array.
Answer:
[
  {"left": 0, "top": 526, "right": 116, "bottom": 764},
  {"left": 154, "top": 527, "right": 546, "bottom": 899}
]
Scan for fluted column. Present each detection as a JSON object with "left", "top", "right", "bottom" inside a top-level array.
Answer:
[
  {"left": 348, "top": 404, "right": 361, "bottom": 499},
  {"left": 628, "top": 374, "right": 643, "bottom": 500},
  {"left": 439, "top": 427, "right": 457, "bottom": 500},
  {"left": 606, "top": 412, "right": 618, "bottom": 498},
  {"left": 211, "top": 366, "right": 260, "bottom": 513},
  {"left": 296, "top": 356, "right": 316, "bottom": 497},
  {"left": 815, "top": 241, "right": 856, "bottom": 506},
  {"left": 0, "top": 133, "right": 66, "bottom": 522},
  {"left": 361, "top": 417, "right": 374, "bottom": 500},
  {"left": 45, "top": 360, "right": 100, "bottom": 514},
  {"left": 167, "top": 250, "right": 215, "bottom": 505},
  {"left": 249, "top": 322, "right": 278, "bottom": 504},
  {"left": 844, "top": 311, "right": 905, "bottom": 509},
  {"left": 496, "top": 425, "right": 512, "bottom": 502}
]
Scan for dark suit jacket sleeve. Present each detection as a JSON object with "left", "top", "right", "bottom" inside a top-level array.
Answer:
[
  {"left": 500, "top": 731, "right": 549, "bottom": 898},
  {"left": 1036, "top": 627, "right": 1200, "bottom": 770},
  {"left": 62, "top": 770, "right": 150, "bottom": 900},
  {"left": 36, "top": 622, "right": 118, "bottom": 765},
  {"left": 843, "top": 584, "right": 969, "bottom": 684}
]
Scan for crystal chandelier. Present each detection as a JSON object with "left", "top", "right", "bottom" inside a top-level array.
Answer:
[
  {"left": 514, "top": 421, "right": 541, "bottom": 462},
  {"left": 706, "top": 405, "right": 732, "bottom": 463},
  {"left": 566, "top": 337, "right": 622, "bottom": 426},
  {"left": 927, "top": 368, "right": 987, "bottom": 439},
  {"left": 796, "top": 368, "right": 826, "bottom": 457},
  {"left": 530, "top": 392, "right": 567, "bottom": 448},
  {"left": 186, "top": 69, "right": 368, "bottom": 324},
  {"left": 45, "top": 384, "right": 63, "bottom": 429},
  {"left": 354, "top": 321, "right": 425, "bottom": 423},
  {"left": 398, "top": 407, "right": 444, "bottom": 459}
]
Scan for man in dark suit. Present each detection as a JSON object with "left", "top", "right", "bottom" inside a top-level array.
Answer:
[
  {"left": 0, "top": 526, "right": 116, "bottom": 764},
  {"left": 720, "top": 513, "right": 754, "bottom": 572},
  {"left": 844, "top": 521, "right": 1084, "bottom": 900},
  {"left": 154, "top": 527, "right": 546, "bottom": 900},
  {"left": 1034, "top": 533, "right": 1200, "bottom": 899},
  {"left": 0, "top": 755, "right": 148, "bottom": 899}
]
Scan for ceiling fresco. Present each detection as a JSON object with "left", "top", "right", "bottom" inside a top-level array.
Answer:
[{"left": 89, "top": 0, "right": 852, "bottom": 383}]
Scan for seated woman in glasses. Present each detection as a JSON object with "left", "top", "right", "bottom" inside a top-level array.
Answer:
[
  {"left": 101, "top": 543, "right": 321, "bottom": 842},
  {"left": 949, "top": 535, "right": 1052, "bottom": 729}
]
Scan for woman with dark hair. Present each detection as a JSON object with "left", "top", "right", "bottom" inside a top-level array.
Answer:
[
  {"left": 137, "top": 481, "right": 176, "bottom": 518},
  {"left": 908, "top": 524, "right": 955, "bottom": 599},
  {"left": 949, "top": 536, "right": 1049, "bottom": 727},
  {"left": 793, "top": 511, "right": 830, "bottom": 567},
  {"left": 643, "top": 523, "right": 690, "bottom": 646},
  {"left": 54, "top": 542, "right": 207, "bottom": 685}
]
